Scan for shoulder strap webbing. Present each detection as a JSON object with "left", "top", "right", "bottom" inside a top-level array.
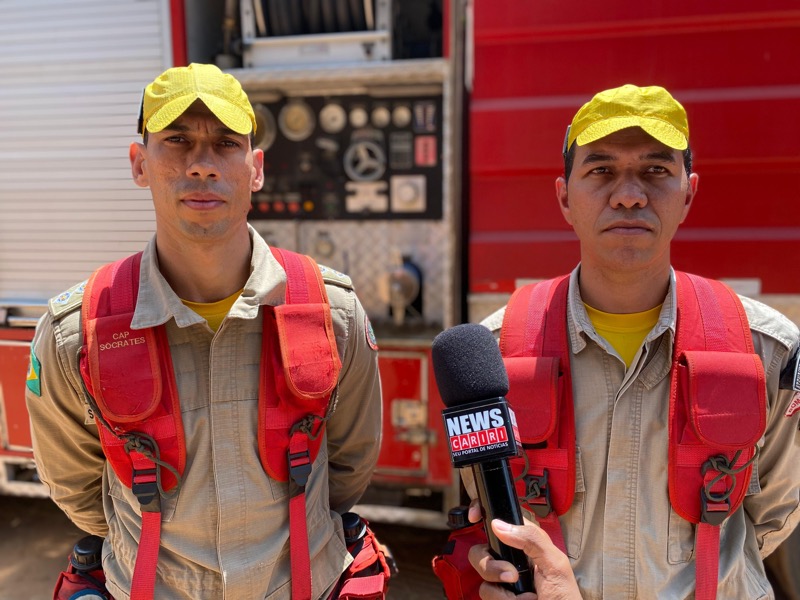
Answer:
[
  {"left": 80, "top": 247, "right": 341, "bottom": 600},
  {"left": 79, "top": 251, "right": 183, "bottom": 600},
  {"left": 261, "top": 247, "right": 342, "bottom": 600},
  {"left": 501, "top": 272, "right": 766, "bottom": 600},
  {"left": 670, "top": 272, "right": 766, "bottom": 600},
  {"left": 499, "top": 275, "right": 574, "bottom": 553}
]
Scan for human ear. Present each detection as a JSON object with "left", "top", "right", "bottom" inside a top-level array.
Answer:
[
  {"left": 251, "top": 148, "right": 265, "bottom": 193},
  {"left": 555, "top": 176, "right": 573, "bottom": 225},
  {"left": 129, "top": 142, "right": 149, "bottom": 188},
  {"left": 679, "top": 173, "right": 699, "bottom": 223}
]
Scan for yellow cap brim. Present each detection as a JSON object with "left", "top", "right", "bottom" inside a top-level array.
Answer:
[
  {"left": 575, "top": 116, "right": 687, "bottom": 151},
  {"left": 144, "top": 94, "right": 255, "bottom": 135}
]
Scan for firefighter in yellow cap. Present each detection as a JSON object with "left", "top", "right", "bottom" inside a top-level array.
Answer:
[
  {"left": 461, "top": 84, "right": 800, "bottom": 599},
  {"left": 27, "top": 63, "right": 386, "bottom": 599}
]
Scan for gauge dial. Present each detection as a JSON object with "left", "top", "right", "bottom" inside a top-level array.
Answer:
[
  {"left": 253, "top": 104, "right": 277, "bottom": 151},
  {"left": 392, "top": 105, "right": 412, "bottom": 128},
  {"left": 371, "top": 106, "right": 391, "bottom": 128},
  {"left": 349, "top": 107, "right": 369, "bottom": 129},
  {"left": 319, "top": 103, "right": 347, "bottom": 134},
  {"left": 278, "top": 101, "right": 316, "bottom": 141}
]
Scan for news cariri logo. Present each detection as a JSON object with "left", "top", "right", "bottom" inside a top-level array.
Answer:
[{"left": 442, "top": 398, "right": 520, "bottom": 468}]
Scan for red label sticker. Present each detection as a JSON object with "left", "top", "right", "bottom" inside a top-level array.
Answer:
[{"left": 414, "top": 136, "right": 437, "bottom": 167}]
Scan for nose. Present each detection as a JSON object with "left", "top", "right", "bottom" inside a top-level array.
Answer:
[
  {"left": 186, "top": 145, "right": 219, "bottom": 180},
  {"left": 609, "top": 176, "right": 647, "bottom": 209}
]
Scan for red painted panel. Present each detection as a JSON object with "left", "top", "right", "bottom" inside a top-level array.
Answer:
[
  {"left": 373, "top": 348, "right": 453, "bottom": 488},
  {"left": 467, "top": 1, "right": 800, "bottom": 294},
  {"left": 0, "top": 329, "right": 35, "bottom": 450},
  {"left": 673, "top": 240, "right": 800, "bottom": 293},
  {"left": 375, "top": 352, "right": 426, "bottom": 476},
  {"left": 470, "top": 240, "right": 580, "bottom": 292},
  {"left": 472, "top": 30, "right": 800, "bottom": 100},
  {"left": 470, "top": 107, "right": 567, "bottom": 173},
  {"left": 424, "top": 352, "right": 454, "bottom": 485},
  {"left": 684, "top": 169, "right": 800, "bottom": 229},
  {"left": 469, "top": 239, "right": 800, "bottom": 294},
  {"left": 470, "top": 175, "right": 566, "bottom": 232},
  {"left": 473, "top": 1, "right": 800, "bottom": 32}
]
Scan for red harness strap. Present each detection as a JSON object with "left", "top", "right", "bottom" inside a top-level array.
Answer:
[
  {"left": 669, "top": 272, "right": 765, "bottom": 600},
  {"left": 499, "top": 275, "right": 574, "bottom": 552},
  {"left": 80, "top": 248, "right": 340, "bottom": 600},
  {"left": 79, "top": 252, "right": 183, "bottom": 600},
  {"left": 263, "top": 247, "right": 342, "bottom": 600},
  {"left": 499, "top": 272, "right": 766, "bottom": 598}
]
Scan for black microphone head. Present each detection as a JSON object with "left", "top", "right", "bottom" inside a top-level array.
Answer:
[{"left": 432, "top": 323, "right": 509, "bottom": 407}]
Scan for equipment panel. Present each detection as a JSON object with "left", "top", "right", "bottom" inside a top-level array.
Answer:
[{"left": 250, "top": 94, "right": 444, "bottom": 220}]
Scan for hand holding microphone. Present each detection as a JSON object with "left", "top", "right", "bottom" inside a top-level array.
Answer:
[{"left": 432, "top": 323, "right": 535, "bottom": 595}]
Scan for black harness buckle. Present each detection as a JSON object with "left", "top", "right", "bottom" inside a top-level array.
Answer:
[{"left": 288, "top": 449, "right": 312, "bottom": 487}]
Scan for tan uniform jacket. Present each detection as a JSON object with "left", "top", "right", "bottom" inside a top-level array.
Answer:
[
  {"left": 479, "top": 267, "right": 800, "bottom": 600},
  {"left": 26, "top": 227, "right": 383, "bottom": 600}
]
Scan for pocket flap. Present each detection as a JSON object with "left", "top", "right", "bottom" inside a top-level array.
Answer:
[
  {"left": 680, "top": 350, "right": 766, "bottom": 449},
  {"left": 504, "top": 356, "right": 559, "bottom": 443},
  {"left": 274, "top": 303, "right": 341, "bottom": 399},
  {"left": 84, "top": 312, "right": 161, "bottom": 423}
]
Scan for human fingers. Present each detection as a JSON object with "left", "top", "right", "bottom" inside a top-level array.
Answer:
[
  {"left": 490, "top": 519, "right": 580, "bottom": 598},
  {"left": 468, "top": 543, "right": 537, "bottom": 600},
  {"left": 468, "top": 496, "right": 483, "bottom": 523}
]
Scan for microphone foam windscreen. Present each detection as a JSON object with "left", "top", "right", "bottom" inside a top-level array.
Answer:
[{"left": 431, "top": 323, "right": 509, "bottom": 407}]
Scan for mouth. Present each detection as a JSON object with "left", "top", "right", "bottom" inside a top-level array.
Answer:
[
  {"left": 181, "top": 193, "right": 224, "bottom": 210},
  {"left": 603, "top": 220, "right": 653, "bottom": 235}
]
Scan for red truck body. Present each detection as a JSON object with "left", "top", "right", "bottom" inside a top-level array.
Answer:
[{"left": 1, "top": 0, "right": 798, "bottom": 518}]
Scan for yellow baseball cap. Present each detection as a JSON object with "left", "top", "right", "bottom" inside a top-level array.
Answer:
[
  {"left": 139, "top": 63, "right": 256, "bottom": 136},
  {"left": 566, "top": 84, "right": 688, "bottom": 151}
]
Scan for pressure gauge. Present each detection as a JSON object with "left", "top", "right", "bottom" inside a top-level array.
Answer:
[
  {"left": 349, "top": 107, "right": 369, "bottom": 129},
  {"left": 392, "top": 105, "right": 412, "bottom": 128},
  {"left": 319, "top": 103, "right": 347, "bottom": 134},
  {"left": 253, "top": 104, "right": 277, "bottom": 151},
  {"left": 372, "top": 106, "right": 391, "bottom": 128},
  {"left": 278, "top": 101, "right": 315, "bottom": 141}
]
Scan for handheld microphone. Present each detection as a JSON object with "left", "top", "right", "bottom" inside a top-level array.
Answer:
[{"left": 432, "top": 323, "right": 534, "bottom": 595}]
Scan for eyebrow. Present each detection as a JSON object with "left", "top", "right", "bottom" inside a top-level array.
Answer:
[{"left": 581, "top": 149, "right": 677, "bottom": 165}]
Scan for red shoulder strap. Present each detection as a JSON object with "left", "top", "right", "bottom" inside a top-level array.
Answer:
[
  {"left": 499, "top": 275, "right": 575, "bottom": 553},
  {"left": 669, "top": 272, "right": 766, "bottom": 600},
  {"left": 261, "top": 247, "right": 342, "bottom": 600},
  {"left": 79, "top": 252, "right": 184, "bottom": 600},
  {"left": 81, "top": 247, "right": 342, "bottom": 600},
  {"left": 257, "top": 247, "right": 341, "bottom": 483},
  {"left": 79, "top": 252, "right": 185, "bottom": 492}
]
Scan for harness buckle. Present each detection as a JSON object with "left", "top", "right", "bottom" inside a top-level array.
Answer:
[
  {"left": 523, "top": 471, "right": 552, "bottom": 517},
  {"left": 700, "top": 455, "right": 733, "bottom": 526},
  {"left": 700, "top": 491, "right": 730, "bottom": 525},
  {"left": 131, "top": 467, "right": 161, "bottom": 511},
  {"left": 288, "top": 448, "right": 312, "bottom": 487}
]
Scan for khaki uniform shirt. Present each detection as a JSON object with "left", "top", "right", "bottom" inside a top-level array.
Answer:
[
  {"left": 480, "top": 267, "right": 800, "bottom": 600},
  {"left": 26, "top": 227, "right": 382, "bottom": 600}
]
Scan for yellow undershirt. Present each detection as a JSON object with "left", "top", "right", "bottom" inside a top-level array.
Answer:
[
  {"left": 584, "top": 303, "right": 662, "bottom": 368},
  {"left": 182, "top": 289, "right": 243, "bottom": 333}
]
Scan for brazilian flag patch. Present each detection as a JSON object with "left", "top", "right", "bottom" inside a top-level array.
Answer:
[{"left": 26, "top": 348, "right": 41, "bottom": 397}]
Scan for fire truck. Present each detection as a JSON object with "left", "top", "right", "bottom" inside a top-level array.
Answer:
[{"left": 1, "top": 0, "right": 799, "bottom": 525}]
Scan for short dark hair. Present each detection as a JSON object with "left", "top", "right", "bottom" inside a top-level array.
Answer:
[{"left": 563, "top": 142, "right": 693, "bottom": 181}]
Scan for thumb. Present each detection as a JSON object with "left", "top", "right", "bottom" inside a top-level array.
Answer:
[{"left": 490, "top": 518, "right": 568, "bottom": 573}]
